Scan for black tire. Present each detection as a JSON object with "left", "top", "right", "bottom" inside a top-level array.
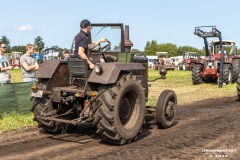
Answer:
[
  {"left": 231, "top": 59, "right": 240, "bottom": 83},
  {"left": 192, "top": 64, "right": 203, "bottom": 85},
  {"left": 223, "top": 64, "right": 232, "bottom": 84},
  {"left": 32, "top": 96, "right": 68, "bottom": 133},
  {"left": 237, "top": 74, "right": 240, "bottom": 100},
  {"left": 93, "top": 74, "right": 146, "bottom": 145},
  {"left": 155, "top": 90, "right": 177, "bottom": 129}
]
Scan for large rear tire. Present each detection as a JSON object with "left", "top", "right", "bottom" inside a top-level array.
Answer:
[
  {"left": 231, "top": 59, "right": 240, "bottom": 83},
  {"left": 192, "top": 64, "right": 203, "bottom": 85},
  {"left": 223, "top": 64, "right": 232, "bottom": 84},
  {"left": 93, "top": 74, "right": 146, "bottom": 145},
  {"left": 155, "top": 90, "right": 177, "bottom": 128}
]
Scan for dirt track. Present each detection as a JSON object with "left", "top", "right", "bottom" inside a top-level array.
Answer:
[{"left": 0, "top": 96, "right": 239, "bottom": 160}]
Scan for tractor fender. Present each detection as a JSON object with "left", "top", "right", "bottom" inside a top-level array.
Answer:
[
  {"left": 88, "top": 62, "right": 146, "bottom": 84},
  {"left": 37, "top": 60, "right": 61, "bottom": 78}
]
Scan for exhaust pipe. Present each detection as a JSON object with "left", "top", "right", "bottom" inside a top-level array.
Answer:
[{"left": 124, "top": 25, "right": 133, "bottom": 53}]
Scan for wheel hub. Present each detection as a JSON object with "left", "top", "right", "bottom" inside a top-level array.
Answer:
[{"left": 166, "top": 101, "right": 174, "bottom": 118}]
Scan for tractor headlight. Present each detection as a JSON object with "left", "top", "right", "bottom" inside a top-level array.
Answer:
[
  {"left": 31, "top": 85, "right": 38, "bottom": 92},
  {"left": 94, "top": 64, "right": 103, "bottom": 75}
]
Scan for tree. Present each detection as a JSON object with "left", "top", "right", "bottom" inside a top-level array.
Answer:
[
  {"left": 158, "top": 43, "right": 178, "bottom": 57},
  {"left": 51, "top": 45, "right": 64, "bottom": 52},
  {"left": 34, "top": 36, "right": 45, "bottom": 53},
  {"left": 131, "top": 48, "right": 141, "bottom": 52},
  {"left": 11, "top": 45, "right": 26, "bottom": 53},
  {"left": 144, "top": 40, "right": 158, "bottom": 55},
  {"left": 0, "top": 35, "right": 11, "bottom": 52},
  {"left": 178, "top": 45, "right": 204, "bottom": 55}
]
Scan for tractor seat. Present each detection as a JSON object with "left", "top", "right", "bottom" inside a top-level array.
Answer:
[
  {"left": 67, "top": 58, "right": 89, "bottom": 88},
  {"left": 68, "top": 58, "right": 88, "bottom": 78}
]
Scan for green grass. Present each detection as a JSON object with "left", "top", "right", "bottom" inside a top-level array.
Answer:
[
  {"left": 10, "top": 68, "right": 23, "bottom": 83},
  {"left": 147, "top": 68, "right": 237, "bottom": 106},
  {"left": 0, "top": 112, "right": 37, "bottom": 134},
  {"left": 0, "top": 69, "right": 32, "bottom": 133}
]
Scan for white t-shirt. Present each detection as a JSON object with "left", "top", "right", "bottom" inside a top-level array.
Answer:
[{"left": 0, "top": 55, "right": 11, "bottom": 83}]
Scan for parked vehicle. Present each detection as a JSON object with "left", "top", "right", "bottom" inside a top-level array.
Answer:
[
  {"left": 178, "top": 52, "right": 201, "bottom": 71},
  {"left": 171, "top": 56, "right": 183, "bottom": 67},
  {"left": 211, "top": 40, "right": 240, "bottom": 83},
  {"left": 146, "top": 56, "right": 158, "bottom": 68},
  {"left": 193, "top": 26, "right": 230, "bottom": 87},
  {"left": 10, "top": 52, "right": 23, "bottom": 67}
]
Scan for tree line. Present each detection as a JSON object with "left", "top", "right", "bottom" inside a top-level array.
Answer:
[
  {"left": 0, "top": 35, "right": 68, "bottom": 54},
  {"left": 143, "top": 40, "right": 205, "bottom": 57},
  {"left": 142, "top": 40, "right": 240, "bottom": 57},
  {"left": 1, "top": 35, "right": 239, "bottom": 56}
]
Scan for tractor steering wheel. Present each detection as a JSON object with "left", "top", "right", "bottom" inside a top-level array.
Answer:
[
  {"left": 99, "top": 40, "right": 111, "bottom": 53},
  {"left": 99, "top": 40, "right": 111, "bottom": 62}
]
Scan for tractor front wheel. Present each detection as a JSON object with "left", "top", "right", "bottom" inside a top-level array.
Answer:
[{"left": 155, "top": 90, "right": 177, "bottom": 128}]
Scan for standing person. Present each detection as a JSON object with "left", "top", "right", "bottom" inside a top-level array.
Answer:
[
  {"left": 71, "top": 19, "right": 107, "bottom": 69},
  {"left": 0, "top": 42, "right": 14, "bottom": 83},
  {"left": 20, "top": 44, "right": 39, "bottom": 82}
]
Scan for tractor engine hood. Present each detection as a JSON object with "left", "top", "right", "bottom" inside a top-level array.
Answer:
[{"left": 88, "top": 62, "right": 145, "bottom": 84}]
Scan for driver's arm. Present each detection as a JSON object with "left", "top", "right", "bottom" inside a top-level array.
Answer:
[
  {"left": 88, "top": 38, "right": 107, "bottom": 49},
  {"left": 78, "top": 47, "right": 94, "bottom": 69}
]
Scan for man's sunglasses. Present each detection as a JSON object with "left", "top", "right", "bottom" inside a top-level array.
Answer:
[{"left": 1, "top": 47, "right": 6, "bottom": 49}]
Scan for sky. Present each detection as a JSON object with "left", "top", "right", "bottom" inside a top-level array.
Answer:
[{"left": 1, "top": 0, "right": 240, "bottom": 51}]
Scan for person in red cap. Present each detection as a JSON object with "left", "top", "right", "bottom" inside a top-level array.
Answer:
[{"left": 71, "top": 19, "right": 107, "bottom": 69}]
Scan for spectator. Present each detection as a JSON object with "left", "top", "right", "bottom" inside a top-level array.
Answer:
[
  {"left": 20, "top": 44, "right": 39, "bottom": 82},
  {"left": 0, "top": 42, "right": 14, "bottom": 83},
  {"left": 63, "top": 51, "right": 70, "bottom": 61},
  {"left": 58, "top": 50, "right": 65, "bottom": 60}
]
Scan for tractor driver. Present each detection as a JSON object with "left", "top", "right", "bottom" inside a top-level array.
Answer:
[{"left": 71, "top": 19, "right": 107, "bottom": 69}]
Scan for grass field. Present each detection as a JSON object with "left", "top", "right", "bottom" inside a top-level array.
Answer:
[
  {"left": 0, "top": 68, "right": 238, "bottom": 133},
  {"left": 147, "top": 69, "right": 237, "bottom": 106},
  {"left": 10, "top": 69, "right": 23, "bottom": 83}
]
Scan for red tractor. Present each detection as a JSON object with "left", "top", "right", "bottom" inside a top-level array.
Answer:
[
  {"left": 178, "top": 52, "right": 201, "bottom": 70},
  {"left": 211, "top": 40, "right": 240, "bottom": 83},
  {"left": 192, "top": 26, "right": 231, "bottom": 87},
  {"left": 10, "top": 52, "right": 23, "bottom": 67}
]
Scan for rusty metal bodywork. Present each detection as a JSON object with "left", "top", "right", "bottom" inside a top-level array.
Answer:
[
  {"left": 32, "top": 23, "right": 149, "bottom": 131},
  {"left": 88, "top": 62, "right": 146, "bottom": 84},
  {"left": 37, "top": 61, "right": 69, "bottom": 91}
]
